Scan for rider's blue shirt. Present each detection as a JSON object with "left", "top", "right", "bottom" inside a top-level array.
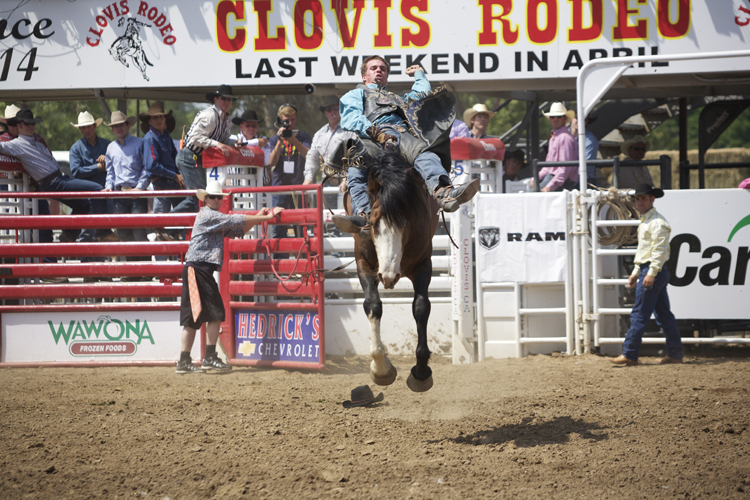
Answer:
[{"left": 339, "top": 70, "right": 431, "bottom": 138}]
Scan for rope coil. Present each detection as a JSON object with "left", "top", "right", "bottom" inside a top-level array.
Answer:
[{"left": 592, "top": 186, "right": 639, "bottom": 247}]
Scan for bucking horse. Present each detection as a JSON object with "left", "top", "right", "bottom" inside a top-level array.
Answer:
[{"left": 109, "top": 17, "right": 154, "bottom": 81}]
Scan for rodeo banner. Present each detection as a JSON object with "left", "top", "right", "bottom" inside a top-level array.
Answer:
[{"left": 1, "top": 1, "right": 750, "bottom": 93}]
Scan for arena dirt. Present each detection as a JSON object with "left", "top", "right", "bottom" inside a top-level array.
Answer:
[{"left": 1, "top": 346, "right": 749, "bottom": 499}]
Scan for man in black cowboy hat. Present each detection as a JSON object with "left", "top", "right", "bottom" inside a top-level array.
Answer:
[
  {"left": 177, "top": 84, "right": 240, "bottom": 212},
  {"left": 303, "top": 95, "right": 355, "bottom": 186},
  {"left": 231, "top": 109, "right": 270, "bottom": 164},
  {"left": 0, "top": 109, "right": 106, "bottom": 243},
  {"left": 502, "top": 149, "right": 524, "bottom": 193},
  {"left": 610, "top": 183, "right": 683, "bottom": 366}
]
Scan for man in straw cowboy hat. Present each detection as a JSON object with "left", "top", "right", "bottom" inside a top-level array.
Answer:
[
  {"left": 534, "top": 102, "right": 579, "bottom": 192},
  {"left": 463, "top": 103, "right": 496, "bottom": 139},
  {"left": 0, "top": 109, "right": 107, "bottom": 243},
  {"left": 610, "top": 183, "right": 683, "bottom": 366},
  {"left": 105, "top": 110, "right": 150, "bottom": 267},
  {"left": 178, "top": 84, "right": 242, "bottom": 212},
  {"left": 140, "top": 101, "right": 186, "bottom": 240},
  {"left": 331, "top": 55, "right": 479, "bottom": 237},
  {"left": 176, "top": 180, "right": 284, "bottom": 374},
  {"left": 618, "top": 135, "right": 654, "bottom": 189}
]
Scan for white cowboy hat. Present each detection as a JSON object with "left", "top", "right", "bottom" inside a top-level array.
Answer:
[
  {"left": 105, "top": 110, "right": 137, "bottom": 128},
  {"left": 71, "top": 111, "right": 103, "bottom": 128},
  {"left": 621, "top": 135, "right": 650, "bottom": 156},
  {"left": 3, "top": 104, "right": 20, "bottom": 121},
  {"left": 463, "top": 103, "right": 496, "bottom": 125},
  {"left": 543, "top": 102, "right": 576, "bottom": 123},
  {"left": 197, "top": 180, "right": 227, "bottom": 201}
]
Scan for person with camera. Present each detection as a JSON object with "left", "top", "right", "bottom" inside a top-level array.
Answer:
[{"left": 266, "top": 103, "right": 312, "bottom": 242}]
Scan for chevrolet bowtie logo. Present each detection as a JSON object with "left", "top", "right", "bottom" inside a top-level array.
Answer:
[{"left": 238, "top": 341, "right": 255, "bottom": 356}]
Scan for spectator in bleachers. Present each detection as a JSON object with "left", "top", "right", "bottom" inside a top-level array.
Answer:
[
  {"left": 230, "top": 109, "right": 271, "bottom": 165},
  {"left": 140, "top": 102, "right": 183, "bottom": 241},
  {"left": 70, "top": 111, "right": 116, "bottom": 242},
  {"left": 619, "top": 135, "right": 654, "bottom": 189},
  {"left": 105, "top": 110, "right": 150, "bottom": 275},
  {"left": 267, "top": 103, "right": 312, "bottom": 242},
  {"left": 0, "top": 109, "right": 106, "bottom": 244},
  {"left": 502, "top": 149, "right": 524, "bottom": 193},
  {"left": 571, "top": 115, "right": 601, "bottom": 187},
  {"left": 463, "top": 103, "right": 496, "bottom": 139},
  {"left": 178, "top": 85, "right": 239, "bottom": 212},
  {"left": 535, "top": 102, "right": 579, "bottom": 192},
  {"left": 303, "top": 96, "right": 354, "bottom": 190}
]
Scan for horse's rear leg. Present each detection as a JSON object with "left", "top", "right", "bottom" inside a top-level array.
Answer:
[
  {"left": 361, "top": 272, "right": 397, "bottom": 386},
  {"left": 407, "top": 259, "right": 433, "bottom": 392}
]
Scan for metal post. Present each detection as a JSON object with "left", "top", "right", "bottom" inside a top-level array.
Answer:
[
  {"left": 530, "top": 96, "right": 540, "bottom": 164},
  {"left": 532, "top": 159, "right": 540, "bottom": 192},
  {"left": 612, "top": 156, "right": 620, "bottom": 189},
  {"left": 660, "top": 155, "right": 672, "bottom": 190}
]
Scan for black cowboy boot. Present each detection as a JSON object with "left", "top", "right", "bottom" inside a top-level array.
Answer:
[
  {"left": 332, "top": 213, "right": 372, "bottom": 240},
  {"left": 434, "top": 178, "right": 481, "bottom": 212}
]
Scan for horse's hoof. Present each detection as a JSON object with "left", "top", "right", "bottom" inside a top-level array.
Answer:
[
  {"left": 370, "top": 363, "right": 397, "bottom": 386},
  {"left": 406, "top": 373, "right": 433, "bottom": 393}
]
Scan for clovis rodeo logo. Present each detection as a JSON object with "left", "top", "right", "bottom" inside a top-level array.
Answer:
[
  {"left": 85, "top": 1, "right": 177, "bottom": 81},
  {"left": 49, "top": 315, "right": 155, "bottom": 357}
]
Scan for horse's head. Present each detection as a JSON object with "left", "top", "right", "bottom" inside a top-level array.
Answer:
[{"left": 367, "top": 154, "right": 426, "bottom": 289}]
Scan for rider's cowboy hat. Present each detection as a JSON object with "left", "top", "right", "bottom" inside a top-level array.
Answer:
[
  {"left": 196, "top": 180, "right": 227, "bottom": 202},
  {"left": 71, "top": 111, "right": 103, "bottom": 128},
  {"left": 318, "top": 95, "right": 340, "bottom": 114},
  {"left": 342, "top": 385, "right": 384, "bottom": 409},
  {"left": 105, "top": 110, "right": 137, "bottom": 128},
  {"left": 632, "top": 183, "right": 664, "bottom": 199},
  {"left": 206, "top": 84, "right": 238, "bottom": 103},
  {"left": 543, "top": 102, "right": 576, "bottom": 123},
  {"left": 138, "top": 102, "right": 176, "bottom": 134},
  {"left": 621, "top": 135, "right": 650, "bottom": 156},
  {"left": 2, "top": 104, "right": 20, "bottom": 124},
  {"left": 231, "top": 109, "right": 263, "bottom": 126},
  {"left": 13, "top": 109, "right": 43, "bottom": 125},
  {"left": 463, "top": 103, "right": 496, "bottom": 125}
]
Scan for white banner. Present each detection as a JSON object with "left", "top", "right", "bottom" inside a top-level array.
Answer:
[
  {"left": 1, "top": 310, "right": 192, "bottom": 363},
  {"left": 1, "top": 1, "right": 749, "bottom": 91},
  {"left": 476, "top": 192, "right": 568, "bottom": 283},
  {"left": 658, "top": 188, "right": 750, "bottom": 320}
]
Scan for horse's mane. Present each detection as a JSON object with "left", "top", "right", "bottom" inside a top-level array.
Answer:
[{"left": 368, "top": 153, "right": 424, "bottom": 230}]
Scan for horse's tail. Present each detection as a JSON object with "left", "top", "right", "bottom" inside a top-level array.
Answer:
[
  {"left": 368, "top": 153, "right": 420, "bottom": 230},
  {"left": 143, "top": 52, "right": 154, "bottom": 67}
]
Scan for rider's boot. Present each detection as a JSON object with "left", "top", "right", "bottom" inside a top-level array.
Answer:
[
  {"left": 332, "top": 212, "right": 372, "bottom": 240},
  {"left": 434, "top": 178, "right": 481, "bottom": 212}
]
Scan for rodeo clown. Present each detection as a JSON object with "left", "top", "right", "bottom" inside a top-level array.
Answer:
[
  {"left": 329, "top": 56, "right": 480, "bottom": 239},
  {"left": 176, "top": 181, "right": 283, "bottom": 374}
]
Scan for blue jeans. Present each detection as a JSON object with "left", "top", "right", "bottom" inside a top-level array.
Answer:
[
  {"left": 540, "top": 173, "right": 579, "bottom": 192},
  {"left": 176, "top": 148, "right": 206, "bottom": 213},
  {"left": 347, "top": 129, "right": 449, "bottom": 215},
  {"left": 621, "top": 266, "right": 683, "bottom": 362},
  {"left": 40, "top": 174, "right": 105, "bottom": 242},
  {"left": 115, "top": 196, "right": 149, "bottom": 264}
]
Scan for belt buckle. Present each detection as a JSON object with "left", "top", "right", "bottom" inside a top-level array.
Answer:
[{"left": 121, "top": 186, "right": 133, "bottom": 191}]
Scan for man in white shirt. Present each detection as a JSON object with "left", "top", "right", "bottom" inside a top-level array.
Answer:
[{"left": 303, "top": 96, "right": 355, "bottom": 187}]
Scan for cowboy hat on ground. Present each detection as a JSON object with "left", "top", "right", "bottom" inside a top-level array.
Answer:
[
  {"left": 621, "top": 135, "right": 650, "bottom": 156},
  {"left": 71, "top": 111, "right": 103, "bottom": 128},
  {"left": 462, "top": 103, "right": 496, "bottom": 125},
  {"left": 138, "top": 101, "right": 176, "bottom": 133},
  {"left": 543, "top": 102, "right": 576, "bottom": 123},
  {"left": 13, "top": 109, "right": 43, "bottom": 125},
  {"left": 632, "top": 183, "right": 664, "bottom": 198},
  {"left": 105, "top": 110, "right": 137, "bottom": 128},
  {"left": 318, "top": 95, "right": 340, "bottom": 113},
  {"left": 196, "top": 180, "right": 228, "bottom": 202},
  {"left": 206, "top": 84, "right": 238, "bottom": 102},
  {"left": 231, "top": 109, "right": 263, "bottom": 126},
  {"left": 342, "top": 385, "right": 384, "bottom": 408}
]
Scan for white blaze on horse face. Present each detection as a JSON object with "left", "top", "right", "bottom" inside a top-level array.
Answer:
[{"left": 374, "top": 219, "right": 403, "bottom": 289}]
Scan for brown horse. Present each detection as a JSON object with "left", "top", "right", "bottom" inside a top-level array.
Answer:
[{"left": 346, "top": 153, "right": 439, "bottom": 392}]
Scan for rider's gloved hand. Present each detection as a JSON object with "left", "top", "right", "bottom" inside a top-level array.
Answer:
[{"left": 367, "top": 126, "right": 397, "bottom": 147}]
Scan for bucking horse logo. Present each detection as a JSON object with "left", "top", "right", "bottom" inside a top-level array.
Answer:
[{"left": 109, "top": 17, "right": 154, "bottom": 81}]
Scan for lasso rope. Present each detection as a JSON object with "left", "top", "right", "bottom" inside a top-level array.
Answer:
[{"left": 591, "top": 186, "right": 639, "bottom": 247}]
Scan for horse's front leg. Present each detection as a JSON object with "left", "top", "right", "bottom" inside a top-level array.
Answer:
[
  {"left": 406, "top": 258, "right": 433, "bottom": 392},
  {"left": 360, "top": 270, "right": 397, "bottom": 386}
]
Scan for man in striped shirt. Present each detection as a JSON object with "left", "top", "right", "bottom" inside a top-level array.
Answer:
[
  {"left": 610, "top": 183, "right": 683, "bottom": 366},
  {"left": 177, "top": 84, "right": 238, "bottom": 212}
]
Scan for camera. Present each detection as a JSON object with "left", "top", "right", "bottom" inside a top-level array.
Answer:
[{"left": 281, "top": 119, "right": 293, "bottom": 139}]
